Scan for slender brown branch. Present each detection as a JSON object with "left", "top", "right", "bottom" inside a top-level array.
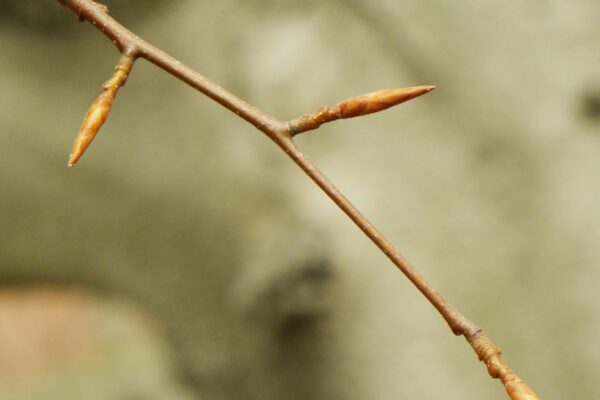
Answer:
[{"left": 56, "top": 1, "right": 539, "bottom": 398}]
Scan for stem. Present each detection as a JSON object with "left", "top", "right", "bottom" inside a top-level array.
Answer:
[
  {"left": 56, "top": 1, "right": 539, "bottom": 398},
  {"left": 276, "top": 135, "right": 480, "bottom": 337}
]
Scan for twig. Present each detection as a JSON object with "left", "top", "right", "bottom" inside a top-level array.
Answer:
[{"left": 56, "top": 1, "right": 539, "bottom": 398}]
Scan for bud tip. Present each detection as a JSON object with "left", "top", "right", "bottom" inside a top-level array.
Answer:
[{"left": 68, "top": 151, "right": 80, "bottom": 168}]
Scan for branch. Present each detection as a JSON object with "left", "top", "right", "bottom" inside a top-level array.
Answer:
[{"left": 56, "top": 1, "right": 539, "bottom": 398}]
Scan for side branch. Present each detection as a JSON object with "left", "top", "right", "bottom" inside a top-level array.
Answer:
[
  {"left": 56, "top": 1, "right": 540, "bottom": 398},
  {"left": 59, "top": 0, "right": 282, "bottom": 137}
]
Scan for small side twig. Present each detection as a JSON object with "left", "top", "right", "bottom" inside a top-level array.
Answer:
[{"left": 56, "top": 1, "right": 539, "bottom": 398}]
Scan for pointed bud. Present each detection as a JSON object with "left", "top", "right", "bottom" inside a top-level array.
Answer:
[
  {"left": 334, "top": 85, "right": 435, "bottom": 119},
  {"left": 68, "top": 90, "right": 114, "bottom": 167},
  {"left": 289, "top": 85, "right": 436, "bottom": 136},
  {"left": 67, "top": 54, "right": 134, "bottom": 167}
]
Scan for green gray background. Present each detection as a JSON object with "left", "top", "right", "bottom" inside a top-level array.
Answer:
[{"left": 1, "top": 0, "right": 599, "bottom": 398}]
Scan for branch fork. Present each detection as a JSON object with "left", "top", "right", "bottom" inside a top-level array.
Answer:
[{"left": 57, "top": 1, "right": 539, "bottom": 398}]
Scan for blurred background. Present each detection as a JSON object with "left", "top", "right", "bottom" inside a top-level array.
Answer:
[{"left": 1, "top": 0, "right": 599, "bottom": 398}]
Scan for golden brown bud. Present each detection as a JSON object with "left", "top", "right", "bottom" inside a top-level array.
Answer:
[
  {"left": 504, "top": 378, "right": 539, "bottom": 400},
  {"left": 68, "top": 91, "right": 113, "bottom": 167},
  {"left": 334, "top": 85, "right": 435, "bottom": 119},
  {"left": 289, "top": 85, "right": 435, "bottom": 136},
  {"left": 68, "top": 54, "right": 134, "bottom": 167}
]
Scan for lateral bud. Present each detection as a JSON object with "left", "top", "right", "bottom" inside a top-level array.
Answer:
[
  {"left": 68, "top": 53, "right": 134, "bottom": 167},
  {"left": 334, "top": 85, "right": 435, "bottom": 119},
  {"left": 289, "top": 85, "right": 435, "bottom": 136}
]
